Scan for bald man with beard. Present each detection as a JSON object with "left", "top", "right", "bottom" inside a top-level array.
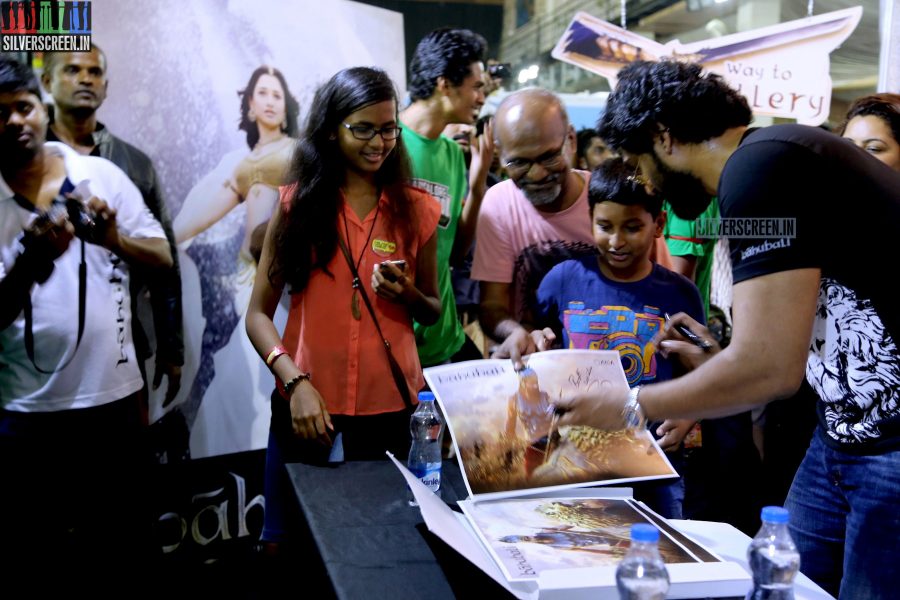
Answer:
[{"left": 471, "top": 88, "right": 670, "bottom": 364}]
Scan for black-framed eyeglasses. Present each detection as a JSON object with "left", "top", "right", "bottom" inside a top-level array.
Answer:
[
  {"left": 503, "top": 136, "right": 568, "bottom": 177},
  {"left": 342, "top": 123, "right": 402, "bottom": 141}
]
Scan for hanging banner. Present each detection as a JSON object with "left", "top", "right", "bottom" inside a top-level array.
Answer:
[{"left": 551, "top": 7, "right": 862, "bottom": 125}]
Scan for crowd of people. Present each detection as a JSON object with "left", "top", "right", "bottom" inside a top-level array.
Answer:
[{"left": 1, "top": 25, "right": 898, "bottom": 598}]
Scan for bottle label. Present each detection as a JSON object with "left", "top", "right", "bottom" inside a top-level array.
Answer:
[{"left": 409, "top": 464, "right": 441, "bottom": 492}]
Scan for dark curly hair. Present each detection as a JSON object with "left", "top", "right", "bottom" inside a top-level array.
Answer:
[
  {"left": 268, "top": 67, "right": 415, "bottom": 294},
  {"left": 598, "top": 60, "right": 752, "bottom": 154},
  {"left": 588, "top": 157, "right": 662, "bottom": 218},
  {"left": 839, "top": 93, "right": 900, "bottom": 144},
  {"left": 238, "top": 66, "right": 300, "bottom": 149},
  {"left": 408, "top": 28, "right": 487, "bottom": 101}
]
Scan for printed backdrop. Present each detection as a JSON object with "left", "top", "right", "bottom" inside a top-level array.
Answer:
[{"left": 86, "top": 0, "right": 406, "bottom": 558}]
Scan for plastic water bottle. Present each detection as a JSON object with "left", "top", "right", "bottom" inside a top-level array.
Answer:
[
  {"left": 616, "top": 523, "right": 670, "bottom": 600},
  {"left": 407, "top": 391, "right": 444, "bottom": 506},
  {"left": 746, "top": 506, "right": 800, "bottom": 600}
]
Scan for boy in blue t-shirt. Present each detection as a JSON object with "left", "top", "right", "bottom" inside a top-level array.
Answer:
[{"left": 534, "top": 158, "right": 704, "bottom": 518}]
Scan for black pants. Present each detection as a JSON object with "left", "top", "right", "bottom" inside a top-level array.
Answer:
[{"left": 0, "top": 394, "right": 159, "bottom": 592}]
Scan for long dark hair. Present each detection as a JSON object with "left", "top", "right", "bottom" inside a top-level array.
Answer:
[
  {"left": 269, "top": 67, "right": 416, "bottom": 293},
  {"left": 238, "top": 65, "right": 300, "bottom": 148}
]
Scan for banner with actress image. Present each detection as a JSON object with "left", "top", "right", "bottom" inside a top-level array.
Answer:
[
  {"left": 424, "top": 350, "right": 677, "bottom": 500},
  {"left": 90, "top": 0, "right": 406, "bottom": 461}
]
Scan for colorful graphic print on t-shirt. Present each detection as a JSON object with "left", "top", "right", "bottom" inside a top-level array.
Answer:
[{"left": 562, "top": 302, "right": 664, "bottom": 386}]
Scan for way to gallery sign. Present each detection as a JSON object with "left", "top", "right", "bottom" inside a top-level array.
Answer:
[{"left": 552, "top": 7, "right": 862, "bottom": 125}]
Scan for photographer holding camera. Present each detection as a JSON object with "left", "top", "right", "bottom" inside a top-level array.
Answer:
[
  {"left": 0, "top": 58, "right": 171, "bottom": 585},
  {"left": 484, "top": 59, "right": 511, "bottom": 96}
]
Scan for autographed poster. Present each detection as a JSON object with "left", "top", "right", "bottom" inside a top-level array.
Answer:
[{"left": 424, "top": 350, "right": 677, "bottom": 499}]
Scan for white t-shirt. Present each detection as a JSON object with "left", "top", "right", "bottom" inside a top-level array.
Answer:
[
  {"left": 0, "top": 142, "right": 166, "bottom": 411},
  {"left": 471, "top": 171, "right": 596, "bottom": 320}
]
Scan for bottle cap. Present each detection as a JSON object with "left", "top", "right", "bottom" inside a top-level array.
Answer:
[
  {"left": 418, "top": 391, "right": 436, "bottom": 402},
  {"left": 630, "top": 523, "right": 659, "bottom": 543},
  {"left": 760, "top": 506, "right": 789, "bottom": 524}
]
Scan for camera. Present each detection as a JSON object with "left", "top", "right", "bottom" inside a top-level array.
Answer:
[
  {"left": 64, "top": 197, "right": 99, "bottom": 240},
  {"left": 475, "top": 115, "right": 491, "bottom": 137},
  {"left": 488, "top": 62, "right": 512, "bottom": 80},
  {"left": 37, "top": 195, "right": 104, "bottom": 243}
]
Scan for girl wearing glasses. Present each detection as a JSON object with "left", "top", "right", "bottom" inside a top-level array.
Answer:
[
  {"left": 172, "top": 66, "right": 300, "bottom": 459},
  {"left": 246, "top": 67, "right": 441, "bottom": 551}
]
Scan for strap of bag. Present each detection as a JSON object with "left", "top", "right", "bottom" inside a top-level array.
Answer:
[
  {"left": 337, "top": 234, "right": 414, "bottom": 410},
  {"left": 24, "top": 238, "right": 87, "bottom": 374}
]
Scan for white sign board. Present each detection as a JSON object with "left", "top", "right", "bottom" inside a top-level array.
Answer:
[{"left": 552, "top": 7, "right": 863, "bottom": 125}]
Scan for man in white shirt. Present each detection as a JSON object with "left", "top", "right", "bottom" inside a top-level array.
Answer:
[{"left": 0, "top": 57, "right": 171, "bottom": 587}]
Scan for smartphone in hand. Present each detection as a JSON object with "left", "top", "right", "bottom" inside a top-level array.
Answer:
[{"left": 377, "top": 259, "right": 407, "bottom": 282}]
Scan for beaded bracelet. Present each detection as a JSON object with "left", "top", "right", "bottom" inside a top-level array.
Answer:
[
  {"left": 265, "top": 345, "right": 289, "bottom": 368},
  {"left": 283, "top": 372, "right": 312, "bottom": 397}
]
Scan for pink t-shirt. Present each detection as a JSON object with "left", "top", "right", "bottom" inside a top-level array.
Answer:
[
  {"left": 471, "top": 171, "right": 673, "bottom": 321},
  {"left": 472, "top": 172, "right": 596, "bottom": 320}
]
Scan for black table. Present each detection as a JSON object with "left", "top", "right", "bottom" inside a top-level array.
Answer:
[{"left": 285, "top": 459, "right": 514, "bottom": 599}]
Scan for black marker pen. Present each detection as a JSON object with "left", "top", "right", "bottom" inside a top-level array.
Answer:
[{"left": 664, "top": 313, "right": 713, "bottom": 353}]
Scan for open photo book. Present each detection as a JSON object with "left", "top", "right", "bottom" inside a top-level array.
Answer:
[
  {"left": 388, "top": 454, "right": 753, "bottom": 598},
  {"left": 423, "top": 349, "right": 677, "bottom": 500},
  {"left": 403, "top": 350, "right": 752, "bottom": 597},
  {"left": 458, "top": 495, "right": 720, "bottom": 583}
]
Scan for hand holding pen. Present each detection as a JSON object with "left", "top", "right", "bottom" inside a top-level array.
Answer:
[
  {"left": 665, "top": 312, "right": 713, "bottom": 352},
  {"left": 651, "top": 312, "right": 720, "bottom": 370}
]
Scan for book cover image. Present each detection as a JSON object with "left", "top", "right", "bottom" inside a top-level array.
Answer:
[
  {"left": 424, "top": 350, "right": 677, "bottom": 498},
  {"left": 460, "top": 497, "right": 703, "bottom": 581}
]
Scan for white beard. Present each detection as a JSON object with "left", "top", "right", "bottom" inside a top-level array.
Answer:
[{"left": 522, "top": 183, "right": 561, "bottom": 207}]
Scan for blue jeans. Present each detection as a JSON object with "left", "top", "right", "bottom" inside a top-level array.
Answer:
[{"left": 784, "top": 427, "right": 900, "bottom": 599}]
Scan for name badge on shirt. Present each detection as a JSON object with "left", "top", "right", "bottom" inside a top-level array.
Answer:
[{"left": 372, "top": 239, "right": 396, "bottom": 256}]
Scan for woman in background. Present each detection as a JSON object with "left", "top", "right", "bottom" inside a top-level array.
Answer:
[
  {"left": 174, "top": 65, "right": 300, "bottom": 251},
  {"left": 840, "top": 92, "right": 900, "bottom": 171},
  {"left": 246, "top": 67, "right": 441, "bottom": 550},
  {"left": 173, "top": 66, "right": 300, "bottom": 458}
]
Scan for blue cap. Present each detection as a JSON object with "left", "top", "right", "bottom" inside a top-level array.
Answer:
[
  {"left": 631, "top": 524, "right": 659, "bottom": 543},
  {"left": 418, "top": 391, "right": 435, "bottom": 402},
  {"left": 761, "top": 506, "right": 789, "bottom": 524}
]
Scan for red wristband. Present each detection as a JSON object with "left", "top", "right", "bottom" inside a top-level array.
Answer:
[{"left": 265, "top": 345, "right": 288, "bottom": 368}]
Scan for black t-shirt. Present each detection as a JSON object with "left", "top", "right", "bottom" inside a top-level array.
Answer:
[{"left": 720, "top": 124, "right": 900, "bottom": 453}]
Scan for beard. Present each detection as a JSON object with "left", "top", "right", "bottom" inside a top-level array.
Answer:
[
  {"left": 517, "top": 173, "right": 563, "bottom": 207},
  {"left": 650, "top": 152, "right": 714, "bottom": 220}
]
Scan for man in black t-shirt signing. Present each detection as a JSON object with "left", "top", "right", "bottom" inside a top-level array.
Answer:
[{"left": 554, "top": 60, "right": 900, "bottom": 599}]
